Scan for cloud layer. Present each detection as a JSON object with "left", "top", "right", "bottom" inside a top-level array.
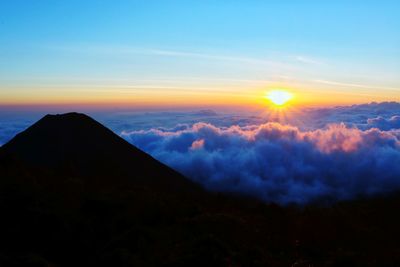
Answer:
[
  {"left": 304, "top": 102, "right": 400, "bottom": 130},
  {"left": 1, "top": 102, "right": 400, "bottom": 204},
  {"left": 122, "top": 118, "right": 400, "bottom": 204}
]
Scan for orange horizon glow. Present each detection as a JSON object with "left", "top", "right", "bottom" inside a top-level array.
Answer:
[{"left": 1, "top": 84, "right": 400, "bottom": 110}]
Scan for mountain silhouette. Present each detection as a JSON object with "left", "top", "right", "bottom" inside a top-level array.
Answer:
[
  {"left": 0, "top": 113, "right": 400, "bottom": 267},
  {"left": 1, "top": 112, "right": 200, "bottom": 193}
]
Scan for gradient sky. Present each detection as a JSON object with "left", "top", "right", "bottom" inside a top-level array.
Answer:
[{"left": 1, "top": 0, "right": 399, "bottom": 108}]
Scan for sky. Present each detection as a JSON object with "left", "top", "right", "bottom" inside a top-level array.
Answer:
[{"left": 1, "top": 0, "right": 399, "bottom": 109}]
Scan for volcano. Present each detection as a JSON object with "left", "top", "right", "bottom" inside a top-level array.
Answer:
[{"left": 1, "top": 112, "right": 200, "bottom": 193}]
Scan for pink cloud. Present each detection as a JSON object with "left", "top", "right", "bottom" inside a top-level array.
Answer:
[{"left": 190, "top": 139, "right": 205, "bottom": 150}]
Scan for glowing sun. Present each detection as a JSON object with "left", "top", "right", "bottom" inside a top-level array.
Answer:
[{"left": 265, "top": 90, "right": 293, "bottom": 106}]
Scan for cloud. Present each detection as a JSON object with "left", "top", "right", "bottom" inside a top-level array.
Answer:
[
  {"left": 313, "top": 80, "right": 400, "bottom": 92},
  {"left": 46, "top": 44, "right": 294, "bottom": 70},
  {"left": 366, "top": 116, "right": 400, "bottom": 131},
  {"left": 294, "top": 56, "right": 323, "bottom": 65},
  {"left": 303, "top": 102, "right": 400, "bottom": 130},
  {"left": 122, "top": 120, "right": 400, "bottom": 205},
  {"left": 190, "top": 139, "right": 205, "bottom": 150},
  {"left": 0, "top": 118, "right": 36, "bottom": 147},
  {"left": 2, "top": 102, "right": 400, "bottom": 204}
]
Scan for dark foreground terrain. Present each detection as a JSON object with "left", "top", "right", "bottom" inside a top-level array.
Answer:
[{"left": 0, "top": 113, "right": 399, "bottom": 267}]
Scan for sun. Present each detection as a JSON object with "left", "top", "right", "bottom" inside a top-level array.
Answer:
[{"left": 265, "top": 90, "right": 293, "bottom": 106}]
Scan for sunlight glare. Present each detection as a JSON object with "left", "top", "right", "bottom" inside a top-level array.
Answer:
[{"left": 265, "top": 90, "right": 293, "bottom": 106}]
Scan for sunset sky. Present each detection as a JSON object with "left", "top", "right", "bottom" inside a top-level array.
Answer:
[{"left": 1, "top": 1, "right": 399, "bottom": 108}]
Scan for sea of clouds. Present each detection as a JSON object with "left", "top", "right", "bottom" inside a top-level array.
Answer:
[
  {"left": 118, "top": 102, "right": 400, "bottom": 204},
  {"left": 1, "top": 102, "right": 400, "bottom": 204}
]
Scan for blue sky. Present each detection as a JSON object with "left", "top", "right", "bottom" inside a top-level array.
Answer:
[{"left": 0, "top": 0, "right": 399, "bottom": 107}]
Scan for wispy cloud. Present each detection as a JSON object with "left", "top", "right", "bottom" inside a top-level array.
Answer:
[
  {"left": 45, "top": 43, "right": 299, "bottom": 70},
  {"left": 294, "top": 56, "right": 324, "bottom": 65},
  {"left": 313, "top": 79, "right": 400, "bottom": 91},
  {"left": 147, "top": 48, "right": 285, "bottom": 67}
]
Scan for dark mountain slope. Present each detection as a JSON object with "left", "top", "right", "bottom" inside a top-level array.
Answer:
[
  {"left": 1, "top": 112, "right": 200, "bottom": 193},
  {"left": 0, "top": 113, "right": 399, "bottom": 267}
]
